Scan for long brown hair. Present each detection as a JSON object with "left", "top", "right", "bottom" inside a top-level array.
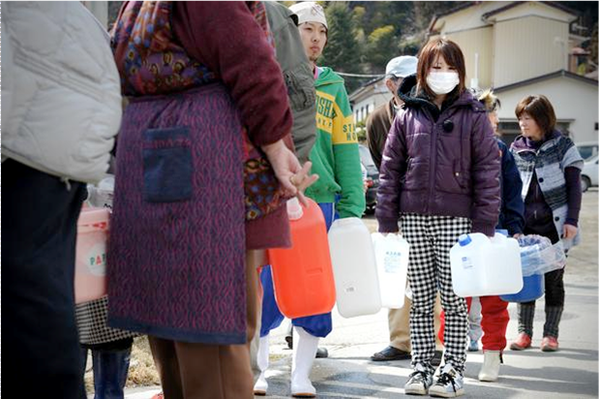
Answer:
[{"left": 416, "top": 38, "right": 466, "bottom": 98}]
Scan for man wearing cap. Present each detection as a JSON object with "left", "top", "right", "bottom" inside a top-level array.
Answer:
[
  {"left": 254, "top": 2, "right": 364, "bottom": 398},
  {"left": 366, "top": 56, "right": 417, "bottom": 170},
  {"left": 367, "top": 56, "right": 445, "bottom": 365}
]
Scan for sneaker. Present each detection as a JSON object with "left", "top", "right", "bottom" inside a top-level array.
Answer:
[
  {"left": 541, "top": 336, "right": 559, "bottom": 352},
  {"left": 468, "top": 339, "right": 479, "bottom": 352},
  {"left": 509, "top": 332, "right": 532, "bottom": 350},
  {"left": 429, "top": 365, "right": 464, "bottom": 398},
  {"left": 371, "top": 345, "right": 411, "bottom": 361},
  {"left": 404, "top": 365, "right": 433, "bottom": 395}
]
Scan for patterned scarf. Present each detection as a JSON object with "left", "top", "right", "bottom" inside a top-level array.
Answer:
[
  {"left": 111, "top": 1, "right": 274, "bottom": 96},
  {"left": 112, "top": 1, "right": 283, "bottom": 220}
]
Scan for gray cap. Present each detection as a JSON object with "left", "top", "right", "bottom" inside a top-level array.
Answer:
[{"left": 385, "top": 56, "right": 418, "bottom": 78}]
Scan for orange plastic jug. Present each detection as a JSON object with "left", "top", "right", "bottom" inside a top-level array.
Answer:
[
  {"left": 267, "top": 198, "right": 336, "bottom": 319},
  {"left": 74, "top": 207, "right": 110, "bottom": 304}
]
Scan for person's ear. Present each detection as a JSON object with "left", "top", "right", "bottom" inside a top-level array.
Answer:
[{"left": 385, "top": 78, "right": 397, "bottom": 94}]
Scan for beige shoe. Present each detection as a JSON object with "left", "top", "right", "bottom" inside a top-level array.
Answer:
[{"left": 478, "top": 350, "right": 501, "bottom": 382}]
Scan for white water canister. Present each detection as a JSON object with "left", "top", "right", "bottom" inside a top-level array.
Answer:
[
  {"left": 450, "top": 233, "right": 523, "bottom": 297},
  {"left": 328, "top": 217, "right": 381, "bottom": 318},
  {"left": 371, "top": 233, "right": 409, "bottom": 308},
  {"left": 74, "top": 207, "right": 110, "bottom": 304}
]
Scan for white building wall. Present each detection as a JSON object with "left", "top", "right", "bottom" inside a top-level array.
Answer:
[
  {"left": 496, "top": 76, "right": 598, "bottom": 144},
  {"left": 493, "top": 16, "right": 569, "bottom": 87},
  {"left": 443, "top": 26, "right": 494, "bottom": 89},
  {"left": 352, "top": 91, "right": 392, "bottom": 124}
]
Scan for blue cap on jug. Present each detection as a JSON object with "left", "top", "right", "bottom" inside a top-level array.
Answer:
[{"left": 458, "top": 234, "right": 472, "bottom": 246}]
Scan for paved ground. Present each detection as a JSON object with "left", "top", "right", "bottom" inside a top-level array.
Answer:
[{"left": 124, "top": 189, "right": 598, "bottom": 398}]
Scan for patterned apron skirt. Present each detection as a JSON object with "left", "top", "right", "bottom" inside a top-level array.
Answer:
[{"left": 107, "top": 83, "right": 247, "bottom": 345}]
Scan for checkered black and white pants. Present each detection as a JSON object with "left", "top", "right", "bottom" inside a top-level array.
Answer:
[{"left": 401, "top": 213, "right": 471, "bottom": 374}]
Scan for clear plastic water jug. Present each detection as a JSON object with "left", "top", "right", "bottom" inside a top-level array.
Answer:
[
  {"left": 268, "top": 198, "right": 336, "bottom": 319},
  {"left": 450, "top": 233, "right": 523, "bottom": 297},
  {"left": 372, "top": 233, "right": 409, "bottom": 309},
  {"left": 328, "top": 217, "right": 381, "bottom": 318},
  {"left": 75, "top": 207, "right": 110, "bottom": 304}
]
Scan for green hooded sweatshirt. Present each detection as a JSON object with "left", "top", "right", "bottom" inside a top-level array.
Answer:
[{"left": 305, "top": 67, "right": 365, "bottom": 219}]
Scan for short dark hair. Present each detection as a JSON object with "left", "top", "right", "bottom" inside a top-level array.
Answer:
[
  {"left": 416, "top": 38, "right": 466, "bottom": 97},
  {"left": 515, "top": 95, "right": 556, "bottom": 134}
]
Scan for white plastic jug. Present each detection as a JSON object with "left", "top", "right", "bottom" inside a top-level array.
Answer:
[
  {"left": 372, "top": 233, "right": 409, "bottom": 308},
  {"left": 450, "top": 233, "right": 523, "bottom": 297},
  {"left": 74, "top": 207, "right": 110, "bottom": 304},
  {"left": 328, "top": 217, "right": 381, "bottom": 318}
]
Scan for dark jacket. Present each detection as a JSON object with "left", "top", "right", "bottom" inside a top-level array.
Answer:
[
  {"left": 265, "top": 2, "right": 317, "bottom": 164},
  {"left": 496, "top": 138, "right": 525, "bottom": 235},
  {"left": 366, "top": 98, "right": 396, "bottom": 170},
  {"left": 376, "top": 75, "right": 501, "bottom": 236}
]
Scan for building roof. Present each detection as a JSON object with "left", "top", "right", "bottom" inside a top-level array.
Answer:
[
  {"left": 481, "top": 1, "right": 579, "bottom": 20},
  {"left": 348, "top": 76, "right": 384, "bottom": 102},
  {"left": 427, "top": 2, "right": 478, "bottom": 33},
  {"left": 428, "top": 1, "right": 580, "bottom": 34},
  {"left": 494, "top": 69, "right": 598, "bottom": 93}
]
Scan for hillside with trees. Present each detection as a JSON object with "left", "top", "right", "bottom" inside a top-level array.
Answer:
[
  {"left": 108, "top": 1, "right": 598, "bottom": 92},
  {"left": 298, "top": 1, "right": 598, "bottom": 92}
]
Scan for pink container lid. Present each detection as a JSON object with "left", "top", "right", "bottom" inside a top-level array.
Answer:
[{"left": 78, "top": 208, "right": 110, "bottom": 227}]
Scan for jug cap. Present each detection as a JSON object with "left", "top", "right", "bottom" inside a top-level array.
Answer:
[
  {"left": 286, "top": 197, "right": 303, "bottom": 220},
  {"left": 458, "top": 234, "right": 472, "bottom": 247},
  {"left": 496, "top": 229, "right": 509, "bottom": 237}
]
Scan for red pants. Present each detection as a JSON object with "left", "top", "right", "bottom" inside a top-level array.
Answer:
[{"left": 438, "top": 296, "right": 509, "bottom": 351}]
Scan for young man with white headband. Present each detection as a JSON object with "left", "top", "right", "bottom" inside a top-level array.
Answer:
[{"left": 255, "top": 2, "right": 364, "bottom": 397}]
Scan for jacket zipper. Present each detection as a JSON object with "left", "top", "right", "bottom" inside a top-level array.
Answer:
[{"left": 426, "top": 110, "right": 437, "bottom": 214}]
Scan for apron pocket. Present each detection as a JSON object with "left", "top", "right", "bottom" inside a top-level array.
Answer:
[{"left": 142, "top": 126, "right": 192, "bottom": 203}]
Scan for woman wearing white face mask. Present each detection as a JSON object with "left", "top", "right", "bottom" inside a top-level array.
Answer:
[{"left": 376, "top": 38, "right": 501, "bottom": 398}]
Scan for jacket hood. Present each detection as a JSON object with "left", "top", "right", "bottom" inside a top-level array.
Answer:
[
  {"left": 316, "top": 66, "right": 344, "bottom": 87},
  {"left": 397, "top": 74, "right": 484, "bottom": 115}
]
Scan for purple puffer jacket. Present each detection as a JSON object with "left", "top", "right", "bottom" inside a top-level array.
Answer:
[{"left": 376, "top": 76, "right": 501, "bottom": 236}]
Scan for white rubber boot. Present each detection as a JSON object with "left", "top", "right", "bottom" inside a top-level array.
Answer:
[
  {"left": 253, "top": 335, "right": 270, "bottom": 395},
  {"left": 291, "top": 327, "right": 318, "bottom": 398},
  {"left": 478, "top": 350, "right": 501, "bottom": 382}
]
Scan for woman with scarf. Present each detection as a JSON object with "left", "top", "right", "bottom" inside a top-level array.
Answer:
[{"left": 108, "top": 3, "right": 316, "bottom": 398}]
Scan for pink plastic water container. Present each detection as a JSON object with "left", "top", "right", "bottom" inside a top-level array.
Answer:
[{"left": 74, "top": 207, "right": 110, "bottom": 304}]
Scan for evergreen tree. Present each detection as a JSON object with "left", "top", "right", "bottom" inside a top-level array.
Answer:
[
  {"left": 365, "top": 25, "right": 399, "bottom": 73},
  {"left": 319, "top": 2, "right": 361, "bottom": 73}
]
